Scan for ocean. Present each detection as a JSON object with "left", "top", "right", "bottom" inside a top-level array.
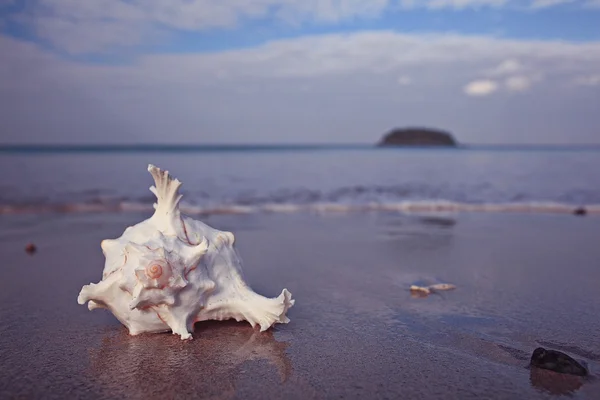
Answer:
[
  {"left": 1, "top": 145, "right": 599, "bottom": 216},
  {"left": 2, "top": 145, "right": 600, "bottom": 398}
]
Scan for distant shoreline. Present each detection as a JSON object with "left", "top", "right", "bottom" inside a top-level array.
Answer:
[{"left": 2, "top": 143, "right": 600, "bottom": 154}]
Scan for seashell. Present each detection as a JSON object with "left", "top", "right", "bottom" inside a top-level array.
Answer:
[
  {"left": 78, "top": 164, "right": 295, "bottom": 340},
  {"left": 409, "top": 283, "right": 456, "bottom": 298},
  {"left": 409, "top": 285, "right": 431, "bottom": 295},
  {"left": 427, "top": 283, "right": 456, "bottom": 292}
]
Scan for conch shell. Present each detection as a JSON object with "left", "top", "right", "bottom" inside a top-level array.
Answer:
[{"left": 78, "top": 164, "right": 295, "bottom": 340}]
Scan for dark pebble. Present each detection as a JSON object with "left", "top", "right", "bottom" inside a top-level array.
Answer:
[
  {"left": 530, "top": 347, "right": 589, "bottom": 377},
  {"left": 25, "top": 243, "right": 37, "bottom": 255}
]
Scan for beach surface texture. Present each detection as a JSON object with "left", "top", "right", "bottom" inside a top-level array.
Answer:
[{"left": 1, "top": 211, "right": 599, "bottom": 399}]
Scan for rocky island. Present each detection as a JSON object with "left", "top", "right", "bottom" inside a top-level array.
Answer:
[{"left": 377, "top": 128, "right": 458, "bottom": 147}]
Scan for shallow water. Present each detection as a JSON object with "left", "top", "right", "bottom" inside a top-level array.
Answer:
[
  {"left": 1, "top": 212, "right": 598, "bottom": 399},
  {"left": 1, "top": 148, "right": 600, "bottom": 215}
]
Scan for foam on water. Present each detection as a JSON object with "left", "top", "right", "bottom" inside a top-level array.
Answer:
[
  {"left": 1, "top": 199, "right": 598, "bottom": 216},
  {"left": 2, "top": 147, "right": 599, "bottom": 218}
]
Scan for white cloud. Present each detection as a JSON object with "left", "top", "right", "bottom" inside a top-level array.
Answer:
[
  {"left": 275, "top": 0, "right": 391, "bottom": 25},
  {"left": 483, "top": 59, "right": 545, "bottom": 92},
  {"left": 486, "top": 59, "right": 522, "bottom": 76},
  {"left": 504, "top": 75, "right": 532, "bottom": 91},
  {"left": 13, "top": 0, "right": 393, "bottom": 53},
  {"left": 4, "top": 30, "right": 600, "bottom": 89},
  {"left": 400, "top": 0, "right": 579, "bottom": 9},
  {"left": 397, "top": 75, "right": 412, "bottom": 85},
  {"left": 32, "top": 17, "right": 154, "bottom": 54},
  {"left": 530, "top": 0, "right": 574, "bottom": 7},
  {"left": 573, "top": 74, "right": 600, "bottom": 86},
  {"left": 2, "top": 31, "right": 600, "bottom": 144},
  {"left": 133, "top": 31, "right": 600, "bottom": 80},
  {"left": 420, "top": 0, "right": 509, "bottom": 9},
  {"left": 6, "top": 0, "right": 595, "bottom": 54},
  {"left": 464, "top": 79, "right": 499, "bottom": 96}
]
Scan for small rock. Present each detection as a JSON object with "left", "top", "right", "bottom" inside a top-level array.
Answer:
[
  {"left": 530, "top": 347, "right": 589, "bottom": 376},
  {"left": 573, "top": 207, "right": 587, "bottom": 216},
  {"left": 25, "top": 243, "right": 37, "bottom": 255}
]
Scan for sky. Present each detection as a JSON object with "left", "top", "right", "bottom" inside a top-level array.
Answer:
[{"left": 1, "top": 0, "right": 599, "bottom": 145}]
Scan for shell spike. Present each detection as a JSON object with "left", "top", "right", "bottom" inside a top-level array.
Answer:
[
  {"left": 100, "top": 239, "right": 119, "bottom": 254},
  {"left": 181, "top": 236, "right": 209, "bottom": 267},
  {"left": 148, "top": 164, "right": 183, "bottom": 225},
  {"left": 195, "top": 236, "right": 209, "bottom": 255}
]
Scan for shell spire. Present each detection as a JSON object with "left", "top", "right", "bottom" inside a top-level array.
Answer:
[{"left": 148, "top": 164, "right": 183, "bottom": 231}]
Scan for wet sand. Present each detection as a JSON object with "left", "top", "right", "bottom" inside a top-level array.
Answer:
[{"left": 1, "top": 212, "right": 599, "bottom": 399}]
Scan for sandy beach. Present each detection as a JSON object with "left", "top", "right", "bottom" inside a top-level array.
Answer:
[
  {"left": 3, "top": 0, "right": 600, "bottom": 394},
  {"left": 0, "top": 211, "right": 599, "bottom": 399}
]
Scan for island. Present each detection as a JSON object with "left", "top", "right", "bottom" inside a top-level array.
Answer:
[{"left": 377, "top": 128, "right": 458, "bottom": 147}]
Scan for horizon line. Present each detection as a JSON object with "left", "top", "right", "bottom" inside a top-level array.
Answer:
[{"left": 2, "top": 142, "right": 600, "bottom": 153}]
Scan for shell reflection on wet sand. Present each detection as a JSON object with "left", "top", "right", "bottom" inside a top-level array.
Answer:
[{"left": 87, "top": 321, "right": 292, "bottom": 399}]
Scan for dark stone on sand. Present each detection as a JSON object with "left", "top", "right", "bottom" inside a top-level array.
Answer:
[
  {"left": 25, "top": 243, "right": 36, "bottom": 255},
  {"left": 530, "top": 347, "right": 589, "bottom": 377},
  {"left": 377, "top": 128, "right": 457, "bottom": 147},
  {"left": 573, "top": 207, "right": 587, "bottom": 216}
]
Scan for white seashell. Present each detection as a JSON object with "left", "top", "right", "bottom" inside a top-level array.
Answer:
[
  {"left": 409, "top": 283, "right": 456, "bottom": 297},
  {"left": 409, "top": 285, "right": 431, "bottom": 294},
  {"left": 427, "top": 283, "right": 456, "bottom": 292},
  {"left": 78, "top": 164, "right": 295, "bottom": 340}
]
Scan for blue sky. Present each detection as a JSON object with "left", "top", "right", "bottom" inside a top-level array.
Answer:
[{"left": 1, "top": 0, "right": 599, "bottom": 144}]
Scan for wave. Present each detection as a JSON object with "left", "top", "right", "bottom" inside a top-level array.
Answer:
[{"left": 1, "top": 199, "right": 598, "bottom": 216}]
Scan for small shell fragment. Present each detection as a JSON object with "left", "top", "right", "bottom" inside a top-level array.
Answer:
[
  {"left": 410, "top": 285, "right": 431, "bottom": 294},
  {"left": 409, "top": 283, "right": 456, "bottom": 297},
  {"left": 428, "top": 283, "right": 456, "bottom": 291}
]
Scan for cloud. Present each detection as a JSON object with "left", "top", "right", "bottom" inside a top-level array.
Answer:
[
  {"left": 5, "top": 0, "right": 596, "bottom": 54},
  {"left": 504, "top": 75, "right": 533, "bottom": 91},
  {"left": 482, "top": 59, "right": 544, "bottom": 92},
  {"left": 573, "top": 74, "right": 600, "bottom": 86},
  {"left": 274, "top": 0, "right": 392, "bottom": 25},
  {"left": 486, "top": 59, "right": 522, "bottom": 76},
  {"left": 9, "top": 0, "right": 393, "bottom": 53},
  {"left": 464, "top": 79, "right": 499, "bottom": 96},
  {"left": 414, "top": 0, "right": 510, "bottom": 10},
  {"left": 393, "top": 0, "right": 586, "bottom": 10},
  {"left": 2, "top": 30, "right": 600, "bottom": 144},
  {"left": 530, "top": 0, "right": 575, "bottom": 8},
  {"left": 397, "top": 76, "right": 412, "bottom": 85},
  {"left": 137, "top": 31, "right": 600, "bottom": 80},
  {"left": 31, "top": 17, "right": 155, "bottom": 54}
]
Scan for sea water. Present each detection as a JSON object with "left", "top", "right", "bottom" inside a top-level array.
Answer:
[{"left": 1, "top": 145, "right": 599, "bottom": 216}]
